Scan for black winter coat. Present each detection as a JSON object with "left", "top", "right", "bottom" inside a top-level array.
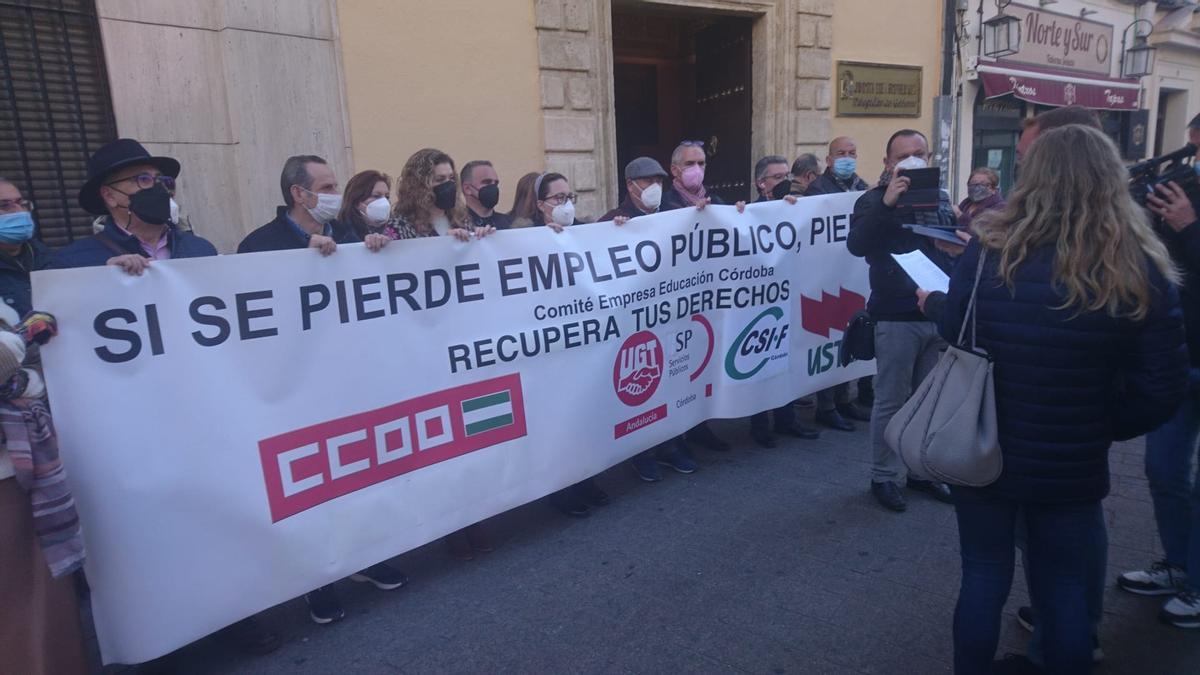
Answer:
[
  {"left": 846, "top": 185, "right": 954, "bottom": 320},
  {"left": 0, "top": 239, "right": 51, "bottom": 316},
  {"left": 49, "top": 220, "right": 217, "bottom": 269},
  {"left": 804, "top": 169, "right": 868, "bottom": 196},
  {"left": 929, "top": 240, "right": 1187, "bottom": 503},
  {"left": 238, "top": 206, "right": 360, "bottom": 254}
]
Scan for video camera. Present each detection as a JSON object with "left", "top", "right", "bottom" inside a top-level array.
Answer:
[{"left": 1129, "top": 144, "right": 1200, "bottom": 212}]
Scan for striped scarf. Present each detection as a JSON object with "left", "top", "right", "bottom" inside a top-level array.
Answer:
[{"left": 4, "top": 399, "right": 85, "bottom": 578}]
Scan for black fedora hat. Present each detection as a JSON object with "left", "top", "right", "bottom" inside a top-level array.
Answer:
[{"left": 78, "top": 138, "right": 180, "bottom": 215}]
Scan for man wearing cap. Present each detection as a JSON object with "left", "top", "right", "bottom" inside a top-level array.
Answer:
[
  {"left": 50, "top": 138, "right": 217, "bottom": 272},
  {"left": 600, "top": 157, "right": 668, "bottom": 222}
]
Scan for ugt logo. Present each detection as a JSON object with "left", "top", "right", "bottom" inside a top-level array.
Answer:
[
  {"left": 724, "top": 307, "right": 789, "bottom": 381},
  {"left": 613, "top": 331, "right": 663, "bottom": 407}
]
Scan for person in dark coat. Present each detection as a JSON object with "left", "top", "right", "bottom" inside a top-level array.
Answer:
[
  {"left": 237, "top": 154, "right": 402, "bottom": 626},
  {"left": 49, "top": 139, "right": 217, "bottom": 272},
  {"left": 0, "top": 179, "right": 51, "bottom": 316},
  {"left": 804, "top": 137, "right": 873, "bottom": 429},
  {"left": 657, "top": 141, "right": 747, "bottom": 458},
  {"left": 1118, "top": 135, "right": 1200, "bottom": 630},
  {"left": 804, "top": 136, "right": 870, "bottom": 197},
  {"left": 846, "top": 129, "right": 958, "bottom": 513},
  {"left": 745, "top": 155, "right": 821, "bottom": 447},
  {"left": 238, "top": 154, "right": 390, "bottom": 256},
  {"left": 598, "top": 156, "right": 667, "bottom": 223},
  {"left": 921, "top": 124, "right": 1188, "bottom": 674}
]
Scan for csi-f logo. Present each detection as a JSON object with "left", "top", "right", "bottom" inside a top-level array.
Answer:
[
  {"left": 613, "top": 330, "right": 663, "bottom": 407},
  {"left": 725, "top": 307, "right": 789, "bottom": 380}
]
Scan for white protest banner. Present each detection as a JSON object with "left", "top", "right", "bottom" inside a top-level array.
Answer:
[{"left": 32, "top": 193, "right": 873, "bottom": 664}]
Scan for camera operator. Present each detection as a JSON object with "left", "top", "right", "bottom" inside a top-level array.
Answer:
[{"left": 1119, "top": 178, "right": 1200, "bottom": 628}]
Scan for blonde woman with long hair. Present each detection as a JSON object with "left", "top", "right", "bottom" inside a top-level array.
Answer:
[{"left": 920, "top": 124, "right": 1187, "bottom": 674}]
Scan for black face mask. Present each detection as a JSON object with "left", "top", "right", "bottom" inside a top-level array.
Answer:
[
  {"left": 771, "top": 179, "right": 792, "bottom": 201},
  {"left": 477, "top": 184, "right": 500, "bottom": 210},
  {"left": 433, "top": 181, "right": 457, "bottom": 211},
  {"left": 129, "top": 183, "right": 172, "bottom": 225}
]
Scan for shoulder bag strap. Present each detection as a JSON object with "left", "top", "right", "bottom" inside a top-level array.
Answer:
[{"left": 956, "top": 248, "right": 989, "bottom": 348}]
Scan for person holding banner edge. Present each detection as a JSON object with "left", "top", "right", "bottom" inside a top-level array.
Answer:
[
  {"left": 747, "top": 155, "right": 821, "bottom": 448},
  {"left": 238, "top": 154, "right": 408, "bottom": 626},
  {"left": 49, "top": 139, "right": 282, "bottom": 660},
  {"left": 49, "top": 139, "right": 219, "bottom": 272}
]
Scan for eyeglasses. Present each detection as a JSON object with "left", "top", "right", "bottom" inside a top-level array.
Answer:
[
  {"left": 967, "top": 183, "right": 993, "bottom": 189},
  {"left": 542, "top": 192, "right": 577, "bottom": 206},
  {"left": 764, "top": 172, "right": 790, "bottom": 183},
  {"left": 0, "top": 198, "right": 33, "bottom": 212},
  {"left": 106, "top": 173, "right": 176, "bottom": 192}
]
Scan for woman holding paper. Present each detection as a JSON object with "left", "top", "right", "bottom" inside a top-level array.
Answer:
[{"left": 918, "top": 124, "right": 1187, "bottom": 674}]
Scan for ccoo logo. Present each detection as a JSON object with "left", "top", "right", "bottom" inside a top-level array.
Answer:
[{"left": 613, "top": 330, "right": 664, "bottom": 407}]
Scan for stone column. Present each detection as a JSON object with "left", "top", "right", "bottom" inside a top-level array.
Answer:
[
  {"left": 793, "top": 0, "right": 833, "bottom": 159},
  {"left": 535, "top": 0, "right": 611, "bottom": 220}
]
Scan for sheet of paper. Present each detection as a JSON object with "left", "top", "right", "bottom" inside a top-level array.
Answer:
[{"left": 891, "top": 250, "right": 950, "bottom": 293}]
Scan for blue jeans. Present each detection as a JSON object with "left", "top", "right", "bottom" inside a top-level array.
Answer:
[
  {"left": 952, "top": 487, "right": 1099, "bottom": 675},
  {"left": 1020, "top": 506, "right": 1106, "bottom": 667},
  {"left": 1145, "top": 368, "right": 1200, "bottom": 592}
]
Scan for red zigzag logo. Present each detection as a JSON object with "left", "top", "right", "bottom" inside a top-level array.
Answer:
[{"left": 800, "top": 288, "right": 867, "bottom": 339}]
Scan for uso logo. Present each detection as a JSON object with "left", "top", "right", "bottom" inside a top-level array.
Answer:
[{"left": 613, "top": 330, "right": 663, "bottom": 407}]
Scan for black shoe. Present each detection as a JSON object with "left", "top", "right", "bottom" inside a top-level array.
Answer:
[
  {"left": 776, "top": 423, "right": 821, "bottom": 440},
  {"left": 836, "top": 402, "right": 871, "bottom": 422},
  {"left": 305, "top": 585, "right": 345, "bottom": 625},
  {"left": 350, "top": 563, "right": 408, "bottom": 590},
  {"left": 871, "top": 481, "right": 907, "bottom": 512},
  {"left": 815, "top": 409, "right": 855, "bottom": 432},
  {"left": 751, "top": 430, "right": 776, "bottom": 448},
  {"left": 549, "top": 490, "right": 590, "bottom": 517},
  {"left": 579, "top": 478, "right": 610, "bottom": 506},
  {"left": 990, "top": 653, "right": 1043, "bottom": 675},
  {"left": 687, "top": 423, "right": 731, "bottom": 452},
  {"left": 795, "top": 396, "right": 816, "bottom": 409},
  {"left": 1016, "top": 606, "right": 1034, "bottom": 632},
  {"left": 222, "top": 617, "right": 280, "bottom": 656},
  {"left": 907, "top": 478, "right": 954, "bottom": 503}
]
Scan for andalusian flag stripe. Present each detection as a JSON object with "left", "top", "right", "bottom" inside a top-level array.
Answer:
[{"left": 462, "top": 391, "right": 514, "bottom": 435}]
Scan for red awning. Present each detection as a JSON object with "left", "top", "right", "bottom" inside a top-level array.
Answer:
[{"left": 977, "top": 61, "right": 1140, "bottom": 111}]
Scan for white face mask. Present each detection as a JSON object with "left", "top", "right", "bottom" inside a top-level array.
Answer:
[
  {"left": 895, "top": 156, "right": 928, "bottom": 172},
  {"left": 169, "top": 198, "right": 180, "bottom": 224},
  {"left": 300, "top": 187, "right": 342, "bottom": 225},
  {"left": 551, "top": 201, "right": 575, "bottom": 227},
  {"left": 638, "top": 183, "right": 663, "bottom": 211},
  {"left": 364, "top": 197, "right": 391, "bottom": 224}
]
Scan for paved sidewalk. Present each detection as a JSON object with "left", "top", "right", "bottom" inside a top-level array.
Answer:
[{"left": 99, "top": 415, "right": 1198, "bottom": 674}]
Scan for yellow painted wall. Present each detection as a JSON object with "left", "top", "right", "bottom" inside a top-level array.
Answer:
[
  {"left": 829, "top": 0, "right": 944, "bottom": 183},
  {"left": 336, "top": 1, "right": 545, "bottom": 209}
]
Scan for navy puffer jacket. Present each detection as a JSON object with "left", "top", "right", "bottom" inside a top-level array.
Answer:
[{"left": 929, "top": 240, "right": 1188, "bottom": 503}]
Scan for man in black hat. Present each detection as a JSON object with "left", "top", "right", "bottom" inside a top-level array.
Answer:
[
  {"left": 50, "top": 138, "right": 217, "bottom": 271},
  {"left": 599, "top": 156, "right": 669, "bottom": 222}
]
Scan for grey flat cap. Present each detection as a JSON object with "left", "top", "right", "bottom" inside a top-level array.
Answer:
[{"left": 625, "top": 156, "right": 668, "bottom": 180}]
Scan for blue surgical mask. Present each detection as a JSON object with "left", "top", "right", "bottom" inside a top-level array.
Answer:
[
  {"left": 833, "top": 157, "right": 857, "bottom": 179},
  {"left": 0, "top": 211, "right": 34, "bottom": 244}
]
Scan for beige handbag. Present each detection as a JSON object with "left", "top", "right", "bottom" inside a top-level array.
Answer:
[{"left": 885, "top": 251, "right": 1002, "bottom": 487}]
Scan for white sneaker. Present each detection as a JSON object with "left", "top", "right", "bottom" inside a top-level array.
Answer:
[
  {"left": 1118, "top": 560, "right": 1187, "bottom": 596},
  {"left": 1161, "top": 591, "right": 1200, "bottom": 629}
]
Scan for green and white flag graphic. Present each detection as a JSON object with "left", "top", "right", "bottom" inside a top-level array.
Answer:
[{"left": 461, "top": 390, "right": 514, "bottom": 436}]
